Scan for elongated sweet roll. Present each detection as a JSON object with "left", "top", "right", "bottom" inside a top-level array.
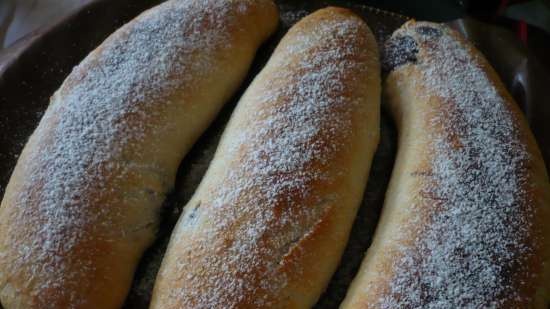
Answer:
[
  {"left": 341, "top": 21, "right": 550, "bottom": 308},
  {"left": 0, "top": 1, "right": 278, "bottom": 308},
  {"left": 150, "top": 7, "right": 381, "bottom": 309}
]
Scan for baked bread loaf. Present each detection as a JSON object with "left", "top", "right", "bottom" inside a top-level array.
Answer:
[
  {"left": 0, "top": 0, "right": 278, "bottom": 308},
  {"left": 149, "top": 7, "right": 380, "bottom": 309},
  {"left": 340, "top": 21, "right": 550, "bottom": 308}
]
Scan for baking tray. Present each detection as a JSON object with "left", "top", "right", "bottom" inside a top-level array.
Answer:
[{"left": 0, "top": 1, "right": 548, "bottom": 308}]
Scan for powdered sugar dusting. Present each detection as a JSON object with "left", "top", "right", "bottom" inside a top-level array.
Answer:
[
  {"left": 0, "top": 0, "right": 254, "bottom": 306},
  {"left": 158, "top": 10, "right": 373, "bottom": 308},
  {"left": 379, "top": 23, "right": 536, "bottom": 308}
]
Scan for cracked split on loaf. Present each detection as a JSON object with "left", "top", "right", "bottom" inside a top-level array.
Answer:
[
  {"left": 0, "top": 0, "right": 278, "bottom": 308},
  {"left": 149, "top": 7, "right": 381, "bottom": 309},
  {"left": 341, "top": 21, "right": 550, "bottom": 309}
]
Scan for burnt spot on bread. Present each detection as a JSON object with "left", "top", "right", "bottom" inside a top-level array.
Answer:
[
  {"left": 188, "top": 201, "right": 201, "bottom": 220},
  {"left": 415, "top": 25, "right": 443, "bottom": 38},
  {"left": 382, "top": 35, "right": 418, "bottom": 73},
  {"left": 410, "top": 170, "right": 434, "bottom": 177},
  {"left": 419, "top": 191, "right": 448, "bottom": 202},
  {"left": 181, "top": 201, "right": 201, "bottom": 225}
]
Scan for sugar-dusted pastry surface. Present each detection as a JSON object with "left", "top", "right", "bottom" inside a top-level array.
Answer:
[
  {"left": 0, "top": 1, "right": 278, "bottom": 308},
  {"left": 150, "top": 7, "right": 381, "bottom": 309},
  {"left": 341, "top": 21, "right": 550, "bottom": 309}
]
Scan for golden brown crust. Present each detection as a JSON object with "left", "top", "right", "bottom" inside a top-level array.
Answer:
[
  {"left": 0, "top": 1, "right": 278, "bottom": 308},
  {"left": 341, "top": 21, "right": 550, "bottom": 308},
  {"left": 150, "top": 7, "right": 380, "bottom": 309}
]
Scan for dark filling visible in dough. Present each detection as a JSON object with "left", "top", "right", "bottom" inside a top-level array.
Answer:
[
  {"left": 415, "top": 25, "right": 443, "bottom": 38},
  {"left": 382, "top": 35, "right": 418, "bottom": 73}
]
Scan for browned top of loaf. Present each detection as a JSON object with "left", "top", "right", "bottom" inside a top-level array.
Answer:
[
  {"left": 375, "top": 21, "right": 549, "bottom": 308},
  {"left": 0, "top": 0, "right": 276, "bottom": 307},
  {"left": 153, "top": 7, "right": 377, "bottom": 309}
]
